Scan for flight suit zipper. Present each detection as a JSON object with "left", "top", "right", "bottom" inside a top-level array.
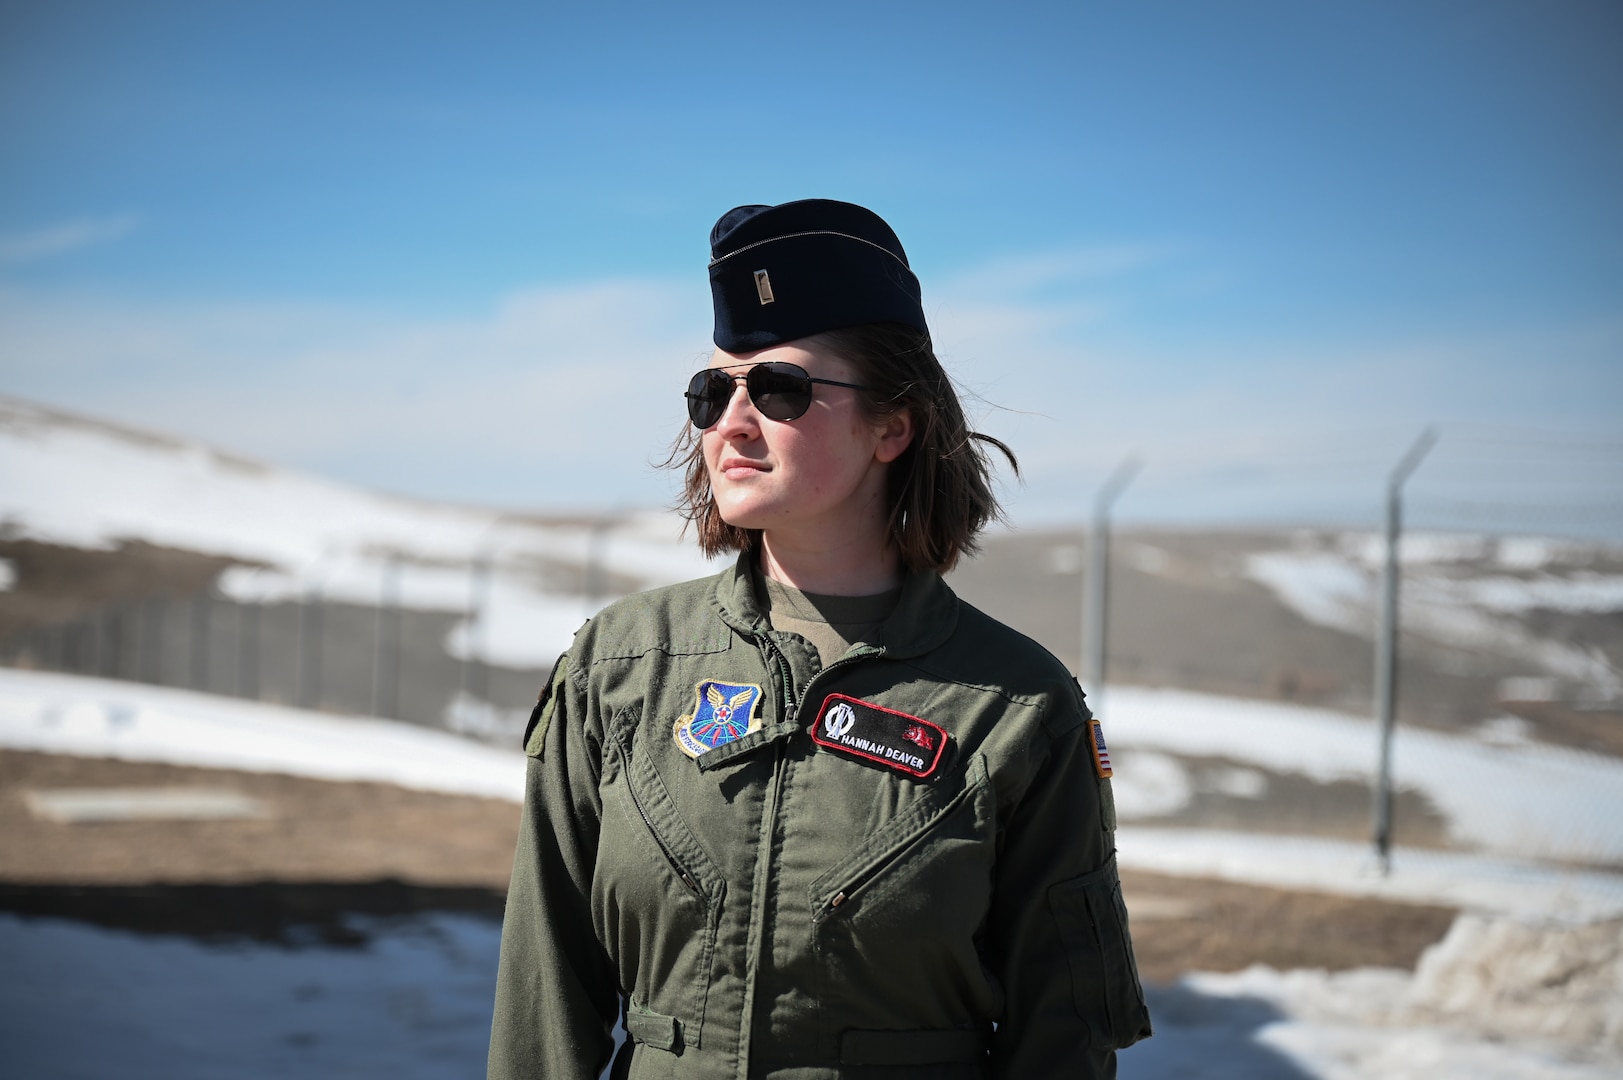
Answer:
[
  {"left": 620, "top": 743, "right": 701, "bottom": 897},
  {"left": 792, "top": 645, "right": 882, "bottom": 731},
  {"left": 734, "top": 633, "right": 885, "bottom": 1074},
  {"left": 735, "top": 737, "right": 787, "bottom": 1080},
  {"left": 759, "top": 634, "right": 797, "bottom": 726}
]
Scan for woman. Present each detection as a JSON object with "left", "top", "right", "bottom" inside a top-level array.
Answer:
[{"left": 489, "top": 199, "right": 1150, "bottom": 1079}]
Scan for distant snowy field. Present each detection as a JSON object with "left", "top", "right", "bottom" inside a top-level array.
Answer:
[
  {"left": 1242, "top": 532, "right": 1623, "bottom": 701},
  {"left": 1104, "top": 687, "right": 1623, "bottom": 869}
]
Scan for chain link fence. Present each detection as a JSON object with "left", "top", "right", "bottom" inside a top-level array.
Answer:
[{"left": 0, "top": 580, "right": 553, "bottom": 747}]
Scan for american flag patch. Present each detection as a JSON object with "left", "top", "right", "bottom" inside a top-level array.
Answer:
[{"left": 1090, "top": 719, "right": 1113, "bottom": 778}]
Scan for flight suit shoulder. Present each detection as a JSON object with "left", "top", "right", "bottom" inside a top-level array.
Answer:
[
  {"left": 923, "top": 598, "right": 1091, "bottom": 739},
  {"left": 569, "top": 572, "right": 735, "bottom": 667}
]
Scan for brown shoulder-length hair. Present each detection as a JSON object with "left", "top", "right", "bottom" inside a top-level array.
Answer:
[{"left": 667, "top": 322, "right": 1017, "bottom": 574}]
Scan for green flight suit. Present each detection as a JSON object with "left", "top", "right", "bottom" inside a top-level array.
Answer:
[{"left": 489, "top": 554, "right": 1151, "bottom": 1079}]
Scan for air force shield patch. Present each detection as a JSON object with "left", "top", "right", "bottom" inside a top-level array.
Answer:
[{"left": 674, "top": 680, "right": 764, "bottom": 759}]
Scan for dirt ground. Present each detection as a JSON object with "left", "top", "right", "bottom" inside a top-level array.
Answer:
[
  {"left": 0, "top": 749, "right": 521, "bottom": 888},
  {"left": 0, "top": 749, "right": 1458, "bottom": 980}
]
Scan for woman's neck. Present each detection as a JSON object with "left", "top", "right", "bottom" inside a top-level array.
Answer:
[{"left": 758, "top": 530, "right": 903, "bottom": 597}]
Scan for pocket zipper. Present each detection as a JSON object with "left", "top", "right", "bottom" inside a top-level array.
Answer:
[
  {"left": 621, "top": 745, "right": 702, "bottom": 898},
  {"left": 817, "top": 761, "right": 986, "bottom": 920},
  {"left": 820, "top": 850, "right": 904, "bottom": 918}
]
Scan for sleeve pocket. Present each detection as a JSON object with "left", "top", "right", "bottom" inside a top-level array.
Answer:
[{"left": 1047, "top": 854, "right": 1152, "bottom": 1049}]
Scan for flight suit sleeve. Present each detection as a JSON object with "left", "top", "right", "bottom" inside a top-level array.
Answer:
[
  {"left": 986, "top": 688, "right": 1151, "bottom": 1078},
  {"left": 488, "top": 656, "right": 621, "bottom": 1080}
]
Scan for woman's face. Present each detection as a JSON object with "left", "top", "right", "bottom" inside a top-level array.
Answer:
[{"left": 699, "top": 339, "right": 912, "bottom": 543}]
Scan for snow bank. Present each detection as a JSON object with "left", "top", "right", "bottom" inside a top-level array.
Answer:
[
  {"left": 0, "top": 667, "right": 526, "bottom": 801},
  {"left": 1137, "top": 961, "right": 1621, "bottom": 1080},
  {"left": 1135, "top": 913, "right": 1623, "bottom": 1077},
  {"left": 1410, "top": 915, "right": 1623, "bottom": 1053}
]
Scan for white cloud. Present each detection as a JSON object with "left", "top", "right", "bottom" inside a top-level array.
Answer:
[
  {"left": 0, "top": 279, "right": 713, "bottom": 509},
  {"left": 0, "top": 216, "right": 140, "bottom": 264},
  {"left": 923, "top": 259, "right": 1623, "bottom": 531},
  {"left": 935, "top": 244, "right": 1171, "bottom": 300},
  {"left": 0, "top": 259, "right": 1618, "bottom": 534}
]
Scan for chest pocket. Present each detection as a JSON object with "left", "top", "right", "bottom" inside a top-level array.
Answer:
[
  {"left": 809, "top": 755, "right": 999, "bottom": 1029},
  {"left": 595, "top": 711, "right": 726, "bottom": 1050}
]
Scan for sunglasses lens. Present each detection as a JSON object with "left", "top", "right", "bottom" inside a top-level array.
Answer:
[
  {"left": 685, "top": 362, "right": 819, "bottom": 428},
  {"left": 746, "top": 362, "right": 814, "bottom": 422},
  {"left": 685, "top": 370, "right": 731, "bottom": 429}
]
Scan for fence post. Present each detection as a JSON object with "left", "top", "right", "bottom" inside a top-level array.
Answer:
[
  {"left": 1372, "top": 427, "right": 1438, "bottom": 873},
  {"left": 1082, "top": 456, "right": 1141, "bottom": 707}
]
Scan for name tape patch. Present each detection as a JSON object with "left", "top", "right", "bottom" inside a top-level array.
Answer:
[
  {"left": 810, "top": 694, "right": 947, "bottom": 779},
  {"left": 1090, "top": 719, "right": 1113, "bottom": 778}
]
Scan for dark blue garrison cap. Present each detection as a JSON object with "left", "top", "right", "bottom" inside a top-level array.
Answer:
[{"left": 709, "top": 199, "right": 929, "bottom": 353}]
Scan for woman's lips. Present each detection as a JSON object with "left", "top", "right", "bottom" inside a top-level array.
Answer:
[{"left": 719, "top": 457, "right": 768, "bottom": 480}]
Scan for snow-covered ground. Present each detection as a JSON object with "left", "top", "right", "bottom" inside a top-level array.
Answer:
[
  {"left": 1118, "top": 828, "right": 1623, "bottom": 924},
  {"left": 0, "top": 667, "right": 527, "bottom": 801},
  {"left": 0, "top": 911, "right": 506, "bottom": 1080}
]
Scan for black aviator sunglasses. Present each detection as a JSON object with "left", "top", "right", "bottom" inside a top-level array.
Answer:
[{"left": 685, "top": 362, "right": 868, "bottom": 429}]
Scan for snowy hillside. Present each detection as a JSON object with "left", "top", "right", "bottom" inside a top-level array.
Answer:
[
  {"left": 0, "top": 394, "right": 718, "bottom": 669},
  {"left": 1244, "top": 532, "right": 1623, "bottom": 704}
]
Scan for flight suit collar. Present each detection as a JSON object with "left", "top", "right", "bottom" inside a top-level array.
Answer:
[{"left": 709, "top": 550, "right": 959, "bottom": 659}]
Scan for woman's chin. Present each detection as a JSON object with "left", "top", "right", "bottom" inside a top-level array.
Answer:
[{"left": 714, "top": 498, "right": 775, "bottom": 532}]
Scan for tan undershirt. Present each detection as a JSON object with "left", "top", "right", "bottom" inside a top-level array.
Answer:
[{"left": 757, "top": 571, "right": 902, "bottom": 670}]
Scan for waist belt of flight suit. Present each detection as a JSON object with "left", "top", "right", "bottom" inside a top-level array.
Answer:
[{"left": 622, "top": 1005, "right": 988, "bottom": 1067}]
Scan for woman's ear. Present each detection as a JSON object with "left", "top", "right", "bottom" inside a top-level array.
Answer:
[{"left": 874, "top": 409, "right": 915, "bottom": 464}]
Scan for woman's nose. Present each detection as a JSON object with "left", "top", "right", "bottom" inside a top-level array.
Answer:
[{"left": 712, "top": 377, "right": 758, "bottom": 436}]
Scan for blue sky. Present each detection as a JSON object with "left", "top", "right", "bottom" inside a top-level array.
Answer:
[{"left": 2, "top": 1, "right": 1620, "bottom": 535}]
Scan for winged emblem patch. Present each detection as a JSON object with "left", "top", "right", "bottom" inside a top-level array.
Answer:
[{"left": 674, "top": 680, "right": 764, "bottom": 758}]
